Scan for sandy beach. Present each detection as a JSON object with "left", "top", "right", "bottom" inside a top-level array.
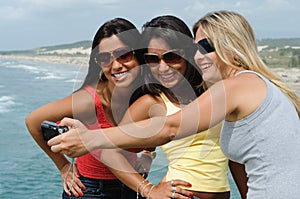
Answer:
[
  {"left": 271, "top": 67, "right": 300, "bottom": 91},
  {"left": 0, "top": 54, "right": 90, "bottom": 67},
  {"left": 1, "top": 54, "right": 299, "bottom": 91}
]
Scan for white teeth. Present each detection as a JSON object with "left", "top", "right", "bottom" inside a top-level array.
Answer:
[
  {"left": 202, "top": 64, "right": 211, "bottom": 70},
  {"left": 113, "top": 71, "right": 128, "bottom": 78},
  {"left": 161, "top": 74, "right": 174, "bottom": 79}
]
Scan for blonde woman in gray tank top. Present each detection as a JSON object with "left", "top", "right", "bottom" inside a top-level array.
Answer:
[{"left": 49, "top": 11, "right": 300, "bottom": 199}]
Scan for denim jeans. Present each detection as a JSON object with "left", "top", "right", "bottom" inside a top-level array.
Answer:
[{"left": 62, "top": 176, "right": 137, "bottom": 199}]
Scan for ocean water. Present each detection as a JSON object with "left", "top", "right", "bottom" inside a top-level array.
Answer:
[{"left": 0, "top": 59, "right": 241, "bottom": 198}]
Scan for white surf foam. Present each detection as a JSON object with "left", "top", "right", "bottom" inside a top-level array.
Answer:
[{"left": 0, "top": 96, "right": 15, "bottom": 113}]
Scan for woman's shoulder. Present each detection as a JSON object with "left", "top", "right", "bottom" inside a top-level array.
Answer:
[
  {"left": 72, "top": 88, "right": 98, "bottom": 114},
  {"left": 121, "top": 94, "right": 166, "bottom": 122},
  {"left": 220, "top": 71, "right": 268, "bottom": 121},
  {"left": 216, "top": 70, "right": 265, "bottom": 91},
  {"left": 134, "top": 93, "right": 164, "bottom": 106}
]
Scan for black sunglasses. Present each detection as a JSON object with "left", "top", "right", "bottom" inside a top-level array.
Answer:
[
  {"left": 144, "top": 49, "right": 184, "bottom": 66},
  {"left": 94, "top": 46, "right": 135, "bottom": 68},
  {"left": 196, "top": 38, "right": 215, "bottom": 54}
]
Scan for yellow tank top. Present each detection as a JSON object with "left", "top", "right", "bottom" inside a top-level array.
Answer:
[{"left": 159, "top": 92, "right": 230, "bottom": 192}]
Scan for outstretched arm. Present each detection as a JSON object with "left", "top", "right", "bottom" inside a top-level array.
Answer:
[{"left": 49, "top": 79, "right": 236, "bottom": 156}]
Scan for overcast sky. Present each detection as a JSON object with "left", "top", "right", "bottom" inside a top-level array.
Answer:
[{"left": 0, "top": 0, "right": 299, "bottom": 51}]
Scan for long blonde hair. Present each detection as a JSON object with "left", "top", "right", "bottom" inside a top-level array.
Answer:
[{"left": 193, "top": 10, "right": 300, "bottom": 117}]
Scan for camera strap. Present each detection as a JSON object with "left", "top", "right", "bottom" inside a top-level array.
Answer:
[{"left": 63, "top": 158, "right": 76, "bottom": 193}]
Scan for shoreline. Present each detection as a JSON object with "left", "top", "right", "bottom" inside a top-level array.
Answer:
[
  {"left": 0, "top": 54, "right": 89, "bottom": 67},
  {"left": 1, "top": 54, "right": 299, "bottom": 91}
]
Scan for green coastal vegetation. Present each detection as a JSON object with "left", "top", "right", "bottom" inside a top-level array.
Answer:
[
  {"left": 0, "top": 40, "right": 92, "bottom": 57},
  {"left": 0, "top": 38, "right": 300, "bottom": 68},
  {"left": 258, "top": 38, "right": 300, "bottom": 68}
]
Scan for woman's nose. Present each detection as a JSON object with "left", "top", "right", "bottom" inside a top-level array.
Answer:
[
  {"left": 194, "top": 50, "right": 205, "bottom": 60},
  {"left": 194, "top": 50, "right": 205, "bottom": 65},
  {"left": 111, "top": 59, "right": 123, "bottom": 70},
  {"left": 158, "top": 59, "right": 170, "bottom": 72}
]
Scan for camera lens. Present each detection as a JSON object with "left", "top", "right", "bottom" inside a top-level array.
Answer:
[{"left": 58, "top": 128, "right": 64, "bottom": 134}]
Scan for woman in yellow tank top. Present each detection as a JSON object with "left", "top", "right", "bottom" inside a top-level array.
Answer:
[{"left": 115, "top": 15, "right": 230, "bottom": 199}]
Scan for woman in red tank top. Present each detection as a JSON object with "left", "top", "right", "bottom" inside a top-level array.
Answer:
[{"left": 26, "top": 18, "right": 147, "bottom": 199}]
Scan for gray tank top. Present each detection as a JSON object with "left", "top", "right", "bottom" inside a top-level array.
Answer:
[{"left": 220, "top": 70, "right": 300, "bottom": 198}]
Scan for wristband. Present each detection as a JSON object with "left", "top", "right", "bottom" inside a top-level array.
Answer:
[
  {"left": 147, "top": 185, "right": 156, "bottom": 199},
  {"left": 141, "top": 182, "right": 152, "bottom": 197},
  {"left": 137, "top": 179, "right": 147, "bottom": 199}
]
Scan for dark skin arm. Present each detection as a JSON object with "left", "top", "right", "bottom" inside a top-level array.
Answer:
[{"left": 229, "top": 161, "right": 248, "bottom": 199}]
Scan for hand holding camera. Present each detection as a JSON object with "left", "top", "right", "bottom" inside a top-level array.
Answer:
[{"left": 41, "top": 120, "right": 70, "bottom": 141}]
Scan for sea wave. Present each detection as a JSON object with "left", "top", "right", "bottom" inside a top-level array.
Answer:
[
  {"left": 5, "top": 62, "right": 69, "bottom": 80},
  {"left": 5, "top": 64, "right": 41, "bottom": 74},
  {"left": 0, "top": 60, "right": 15, "bottom": 66},
  {"left": 65, "top": 79, "right": 83, "bottom": 83},
  {"left": 35, "top": 72, "right": 65, "bottom": 80},
  {"left": 0, "top": 96, "right": 15, "bottom": 113}
]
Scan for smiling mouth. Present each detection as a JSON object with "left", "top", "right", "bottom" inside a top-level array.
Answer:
[
  {"left": 160, "top": 73, "right": 176, "bottom": 80},
  {"left": 112, "top": 71, "right": 129, "bottom": 81},
  {"left": 201, "top": 64, "right": 212, "bottom": 71}
]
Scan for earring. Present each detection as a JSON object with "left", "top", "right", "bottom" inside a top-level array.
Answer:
[
  {"left": 99, "top": 70, "right": 104, "bottom": 81},
  {"left": 233, "top": 57, "right": 243, "bottom": 67}
]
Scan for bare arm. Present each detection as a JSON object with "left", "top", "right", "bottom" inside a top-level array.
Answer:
[
  {"left": 25, "top": 89, "right": 95, "bottom": 196},
  {"left": 101, "top": 149, "right": 192, "bottom": 199},
  {"left": 101, "top": 94, "right": 192, "bottom": 198},
  {"left": 101, "top": 149, "right": 147, "bottom": 192},
  {"left": 25, "top": 95, "right": 73, "bottom": 170},
  {"left": 229, "top": 161, "right": 248, "bottom": 199},
  {"left": 49, "top": 79, "right": 238, "bottom": 155},
  {"left": 101, "top": 94, "right": 159, "bottom": 192},
  {"left": 95, "top": 79, "right": 234, "bottom": 148}
]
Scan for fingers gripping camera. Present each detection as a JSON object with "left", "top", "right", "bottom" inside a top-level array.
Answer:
[{"left": 41, "top": 120, "right": 71, "bottom": 141}]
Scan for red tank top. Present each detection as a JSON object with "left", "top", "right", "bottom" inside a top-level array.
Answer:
[{"left": 76, "top": 85, "right": 138, "bottom": 179}]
